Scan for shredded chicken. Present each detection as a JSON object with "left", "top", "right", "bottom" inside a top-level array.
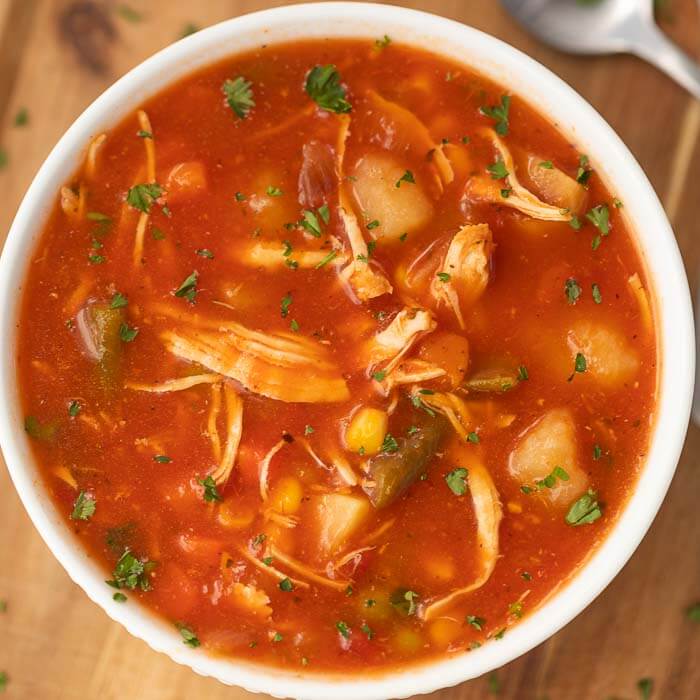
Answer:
[
  {"left": 85, "top": 133, "right": 107, "bottom": 179},
  {"left": 206, "top": 383, "right": 223, "bottom": 463},
  {"left": 376, "top": 358, "right": 446, "bottom": 394},
  {"left": 268, "top": 544, "right": 351, "bottom": 592},
  {"left": 126, "top": 374, "right": 221, "bottom": 393},
  {"left": 209, "top": 384, "right": 243, "bottom": 486},
  {"left": 259, "top": 439, "right": 288, "bottom": 501},
  {"left": 161, "top": 319, "right": 350, "bottom": 403},
  {"left": 430, "top": 223, "right": 493, "bottom": 329},
  {"left": 229, "top": 581, "right": 272, "bottom": 618},
  {"left": 466, "top": 128, "right": 572, "bottom": 221},
  {"left": 60, "top": 184, "right": 86, "bottom": 219},
  {"left": 410, "top": 388, "right": 472, "bottom": 441},
  {"left": 332, "top": 545, "right": 375, "bottom": 572},
  {"left": 336, "top": 114, "right": 393, "bottom": 301},
  {"left": 369, "top": 307, "right": 436, "bottom": 374},
  {"left": 237, "top": 545, "right": 310, "bottom": 589},
  {"left": 240, "top": 240, "right": 347, "bottom": 270},
  {"left": 422, "top": 461, "right": 502, "bottom": 619},
  {"left": 132, "top": 110, "right": 157, "bottom": 266}
]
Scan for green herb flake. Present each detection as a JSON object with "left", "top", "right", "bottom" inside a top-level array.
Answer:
[
  {"left": 173, "top": 271, "right": 198, "bottom": 303},
  {"left": 487, "top": 159, "right": 508, "bottom": 180},
  {"left": 395, "top": 170, "right": 415, "bottom": 188},
  {"left": 565, "top": 489, "right": 602, "bottom": 526},
  {"left": 613, "top": 197, "right": 624, "bottom": 208},
  {"left": 480, "top": 94, "right": 511, "bottom": 136},
  {"left": 153, "top": 454, "right": 171, "bottom": 463},
  {"left": 252, "top": 533, "right": 266, "bottom": 548},
  {"left": 593, "top": 444, "right": 602, "bottom": 460},
  {"left": 152, "top": 227, "right": 165, "bottom": 240},
  {"left": 235, "top": 191, "right": 246, "bottom": 202},
  {"left": 390, "top": 589, "right": 419, "bottom": 616},
  {"left": 466, "top": 614, "right": 485, "bottom": 630},
  {"left": 399, "top": 232, "right": 408, "bottom": 242},
  {"left": 521, "top": 571, "right": 532, "bottom": 581},
  {"left": 591, "top": 234, "right": 602, "bottom": 250},
  {"left": 0, "top": 149, "right": 7, "bottom": 169},
  {"left": 14, "top": 108, "right": 29, "bottom": 127},
  {"left": 361, "top": 623, "right": 374, "bottom": 640},
  {"left": 335, "top": 620, "right": 351, "bottom": 638},
  {"left": 176, "top": 622, "right": 200, "bottom": 648},
  {"left": 576, "top": 154, "right": 592, "bottom": 185},
  {"left": 222, "top": 76, "right": 255, "bottom": 119},
  {"left": 375, "top": 35, "right": 391, "bottom": 49},
  {"left": 565, "top": 277, "right": 581, "bottom": 305},
  {"left": 0, "top": 671, "right": 7, "bottom": 692},
  {"left": 488, "top": 671, "right": 501, "bottom": 695},
  {"left": 518, "top": 365, "right": 529, "bottom": 381},
  {"left": 87, "top": 211, "right": 111, "bottom": 222},
  {"left": 196, "top": 248, "right": 214, "bottom": 259},
  {"left": 366, "top": 219, "right": 380, "bottom": 230},
  {"left": 569, "top": 215, "right": 582, "bottom": 231},
  {"left": 304, "top": 425, "right": 314, "bottom": 436},
  {"left": 272, "top": 631, "right": 283, "bottom": 642},
  {"left": 68, "top": 400, "right": 81, "bottom": 417},
  {"left": 314, "top": 250, "right": 338, "bottom": 269},
  {"left": 110, "top": 292, "right": 128, "bottom": 309},
  {"left": 445, "top": 467, "right": 469, "bottom": 496},
  {"left": 279, "top": 577, "right": 294, "bottom": 592},
  {"left": 686, "top": 602, "right": 700, "bottom": 622},
  {"left": 180, "top": 23, "right": 200, "bottom": 39},
  {"left": 467, "top": 432, "right": 480, "bottom": 444},
  {"left": 592, "top": 283, "right": 602, "bottom": 304},
  {"left": 381, "top": 433, "right": 399, "bottom": 453},
  {"left": 586, "top": 204, "right": 610, "bottom": 235},
  {"left": 289, "top": 319, "right": 300, "bottom": 332},
  {"left": 494, "top": 628, "right": 506, "bottom": 640},
  {"left": 126, "top": 183, "right": 163, "bottom": 213},
  {"left": 538, "top": 160, "right": 553, "bottom": 169},
  {"left": 372, "top": 370, "right": 387, "bottom": 382},
  {"left": 119, "top": 323, "right": 139, "bottom": 343},
  {"left": 137, "top": 129, "right": 152, "bottom": 139},
  {"left": 88, "top": 254, "right": 105, "bottom": 265},
  {"left": 365, "top": 599, "right": 376, "bottom": 608},
  {"left": 198, "top": 475, "right": 222, "bottom": 503},
  {"left": 508, "top": 600, "right": 524, "bottom": 618},
  {"left": 71, "top": 491, "right": 96, "bottom": 521},
  {"left": 113, "top": 592, "right": 127, "bottom": 603},
  {"left": 106, "top": 549, "right": 154, "bottom": 591},
  {"left": 437, "top": 272, "right": 451, "bottom": 282},
  {"left": 500, "top": 187, "right": 512, "bottom": 198},
  {"left": 574, "top": 352, "right": 587, "bottom": 373},
  {"left": 305, "top": 65, "right": 351, "bottom": 113},
  {"left": 280, "top": 292, "right": 293, "bottom": 318}
]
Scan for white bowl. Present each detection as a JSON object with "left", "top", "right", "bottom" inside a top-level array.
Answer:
[{"left": 0, "top": 3, "right": 694, "bottom": 699}]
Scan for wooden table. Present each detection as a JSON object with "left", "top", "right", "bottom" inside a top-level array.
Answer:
[{"left": 0, "top": 1, "right": 698, "bottom": 698}]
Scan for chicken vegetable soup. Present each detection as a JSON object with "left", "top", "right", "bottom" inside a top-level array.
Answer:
[{"left": 18, "top": 38, "right": 656, "bottom": 672}]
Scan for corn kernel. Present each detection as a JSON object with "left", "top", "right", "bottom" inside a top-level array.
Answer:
[{"left": 344, "top": 407, "right": 388, "bottom": 455}]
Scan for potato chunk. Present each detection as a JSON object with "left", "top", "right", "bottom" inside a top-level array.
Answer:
[
  {"left": 508, "top": 408, "right": 588, "bottom": 507},
  {"left": 567, "top": 320, "right": 640, "bottom": 387},
  {"left": 310, "top": 493, "right": 370, "bottom": 557},
  {"left": 352, "top": 152, "right": 433, "bottom": 241}
]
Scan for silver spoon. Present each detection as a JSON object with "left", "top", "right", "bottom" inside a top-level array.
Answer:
[{"left": 501, "top": 0, "right": 700, "bottom": 99}]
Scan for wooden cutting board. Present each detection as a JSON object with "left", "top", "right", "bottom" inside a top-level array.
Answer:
[{"left": 0, "top": 1, "right": 698, "bottom": 698}]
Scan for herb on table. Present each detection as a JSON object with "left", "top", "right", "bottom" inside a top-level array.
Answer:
[
  {"left": 637, "top": 678, "right": 653, "bottom": 700},
  {"left": 480, "top": 94, "right": 511, "bottom": 136},
  {"left": 0, "top": 671, "right": 7, "bottom": 692},
  {"left": 119, "top": 323, "right": 138, "bottom": 342},
  {"left": 305, "top": 65, "right": 351, "bottom": 113},
  {"left": 70, "top": 491, "right": 96, "bottom": 521},
  {"left": 173, "top": 271, "right": 198, "bottom": 303},
  {"left": 176, "top": 622, "right": 200, "bottom": 647},
  {"left": 106, "top": 549, "right": 154, "bottom": 591},
  {"left": 487, "top": 159, "right": 508, "bottom": 180},
  {"left": 335, "top": 621, "right": 351, "bottom": 639},
  {"left": 14, "top": 108, "right": 28, "bottom": 127},
  {"left": 280, "top": 292, "right": 293, "bottom": 318},
  {"left": 686, "top": 602, "right": 700, "bottom": 622},
  {"left": 488, "top": 671, "right": 501, "bottom": 695},
  {"left": 565, "top": 490, "right": 602, "bottom": 526},
  {"left": 126, "top": 183, "right": 163, "bottom": 213},
  {"left": 222, "top": 76, "right": 255, "bottom": 119},
  {"left": 395, "top": 170, "right": 415, "bottom": 188},
  {"left": 198, "top": 475, "right": 222, "bottom": 503},
  {"left": 565, "top": 277, "right": 581, "bottom": 304},
  {"left": 445, "top": 467, "right": 469, "bottom": 495},
  {"left": 466, "top": 615, "right": 485, "bottom": 630},
  {"left": 180, "top": 23, "right": 200, "bottom": 38}
]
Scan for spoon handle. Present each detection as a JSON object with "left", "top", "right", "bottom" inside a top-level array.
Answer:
[{"left": 627, "top": 20, "right": 700, "bottom": 100}]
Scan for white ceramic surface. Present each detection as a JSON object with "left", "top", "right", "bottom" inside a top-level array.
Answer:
[{"left": 0, "top": 4, "right": 693, "bottom": 700}]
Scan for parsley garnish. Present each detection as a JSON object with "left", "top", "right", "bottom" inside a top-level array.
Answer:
[
  {"left": 467, "top": 432, "right": 480, "bottom": 444},
  {"left": 372, "top": 370, "right": 386, "bottom": 382},
  {"left": 569, "top": 215, "right": 582, "bottom": 231},
  {"left": 395, "top": 170, "right": 415, "bottom": 188},
  {"left": 280, "top": 292, "right": 293, "bottom": 318},
  {"left": 565, "top": 277, "right": 581, "bottom": 305},
  {"left": 314, "top": 250, "right": 337, "bottom": 269},
  {"left": 381, "top": 433, "right": 399, "bottom": 453},
  {"left": 574, "top": 352, "right": 587, "bottom": 373},
  {"left": 518, "top": 365, "right": 529, "bottom": 381},
  {"left": 366, "top": 219, "right": 380, "bottom": 230},
  {"left": 173, "top": 271, "right": 198, "bottom": 303},
  {"left": 565, "top": 490, "right": 602, "bottom": 526},
  {"left": 180, "top": 23, "right": 200, "bottom": 38},
  {"left": 87, "top": 211, "right": 111, "bottom": 222},
  {"left": 106, "top": 549, "right": 154, "bottom": 591},
  {"left": 586, "top": 204, "right": 610, "bottom": 235},
  {"left": 113, "top": 592, "right": 127, "bottom": 603},
  {"left": 153, "top": 455, "right": 171, "bottom": 463},
  {"left": 592, "top": 283, "right": 602, "bottom": 304},
  {"left": 335, "top": 621, "right": 351, "bottom": 638},
  {"left": 445, "top": 467, "right": 468, "bottom": 496},
  {"left": 437, "top": 271, "right": 451, "bottom": 282},
  {"left": 637, "top": 678, "right": 653, "bottom": 700},
  {"left": 119, "top": 323, "right": 138, "bottom": 342},
  {"left": 110, "top": 292, "right": 128, "bottom": 309},
  {"left": 361, "top": 623, "right": 374, "bottom": 640},
  {"left": 390, "top": 588, "right": 419, "bottom": 616},
  {"left": 304, "top": 425, "right": 314, "bottom": 436},
  {"left": 480, "top": 94, "right": 511, "bottom": 135},
  {"left": 686, "top": 602, "right": 700, "bottom": 622},
  {"left": 466, "top": 614, "right": 485, "bottom": 630},
  {"left": 24, "top": 415, "right": 56, "bottom": 441},
  {"left": 222, "top": 76, "right": 255, "bottom": 118},
  {"left": 14, "top": 107, "right": 28, "bottom": 126},
  {"left": 88, "top": 254, "right": 105, "bottom": 264},
  {"left": 68, "top": 400, "right": 81, "bottom": 417},
  {"left": 593, "top": 444, "right": 602, "bottom": 460},
  {"left": 279, "top": 578, "right": 294, "bottom": 592},
  {"left": 375, "top": 34, "right": 391, "bottom": 49},
  {"left": 137, "top": 129, "right": 152, "bottom": 139},
  {"left": 272, "top": 632, "right": 283, "bottom": 642},
  {"left": 487, "top": 159, "right": 508, "bottom": 180},
  {"left": 305, "top": 65, "right": 351, "bottom": 113},
  {"left": 71, "top": 491, "right": 96, "bottom": 521},
  {"left": 198, "top": 475, "right": 222, "bottom": 502},
  {"left": 176, "top": 622, "right": 200, "bottom": 647},
  {"left": 576, "top": 154, "right": 592, "bottom": 185},
  {"left": 126, "top": 183, "right": 163, "bottom": 213},
  {"left": 538, "top": 160, "right": 553, "bottom": 169},
  {"left": 196, "top": 248, "right": 214, "bottom": 259}
]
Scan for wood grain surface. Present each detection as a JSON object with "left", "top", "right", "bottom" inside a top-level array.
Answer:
[{"left": 0, "top": 1, "right": 699, "bottom": 698}]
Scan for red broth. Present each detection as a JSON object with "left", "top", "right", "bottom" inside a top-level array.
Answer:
[{"left": 17, "top": 39, "right": 656, "bottom": 672}]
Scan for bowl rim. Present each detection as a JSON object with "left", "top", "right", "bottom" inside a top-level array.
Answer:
[{"left": 0, "top": 3, "right": 694, "bottom": 699}]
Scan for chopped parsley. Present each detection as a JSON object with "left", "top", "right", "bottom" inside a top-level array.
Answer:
[
  {"left": 68, "top": 400, "right": 81, "bottom": 417},
  {"left": 280, "top": 292, "right": 293, "bottom": 318},
  {"left": 0, "top": 671, "right": 7, "bottom": 692},
  {"left": 467, "top": 431, "right": 480, "bottom": 444},
  {"left": 487, "top": 159, "right": 508, "bottom": 180},
  {"left": 290, "top": 319, "right": 300, "bottom": 332},
  {"left": 565, "top": 490, "right": 602, "bottom": 526},
  {"left": 390, "top": 588, "right": 419, "bottom": 616},
  {"left": 235, "top": 191, "right": 246, "bottom": 201},
  {"left": 106, "top": 549, "right": 154, "bottom": 591},
  {"left": 372, "top": 370, "right": 387, "bottom": 382},
  {"left": 381, "top": 433, "right": 399, "bottom": 453},
  {"left": 153, "top": 454, "right": 171, "bottom": 463},
  {"left": 445, "top": 467, "right": 469, "bottom": 496},
  {"left": 88, "top": 254, "right": 105, "bottom": 265},
  {"left": 14, "top": 107, "right": 29, "bottom": 126},
  {"left": 272, "top": 631, "right": 283, "bottom": 642},
  {"left": 569, "top": 215, "right": 582, "bottom": 231},
  {"left": 399, "top": 232, "right": 408, "bottom": 242},
  {"left": 110, "top": 292, "right": 128, "bottom": 309},
  {"left": 222, "top": 76, "right": 255, "bottom": 118},
  {"left": 335, "top": 621, "right": 351, "bottom": 638},
  {"left": 411, "top": 394, "right": 436, "bottom": 417},
  {"left": 479, "top": 94, "right": 511, "bottom": 136},
  {"left": 538, "top": 160, "right": 553, "bottom": 169},
  {"left": 576, "top": 154, "right": 592, "bottom": 185},
  {"left": 361, "top": 623, "right": 374, "bottom": 640},
  {"left": 466, "top": 614, "right": 485, "bottom": 630},
  {"left": 395, "top": 170, "right": 415, "bottom": 188},
  {"left": 176, "top": 622, "right": 200, "bottom": 648},
  {"left": 152, "top": 227, "right": 165, "bottom": 240},
  {"left": 375, "top": 34, "right": 391, "bottom": 50},
  {"left": 314, "top": 250, "right": 338, "bottom": 269},
  {"left": 305, "top": 65, "right": 351, "bottom": 113},
  {"left": 521, "top": 571, "right": 532, "bottom": 581},
  {"left": 137, "top": 129, "right": 152, "bottom": 139},
  {"left": 266, "top": 185, "right": 283, "bottom": 197},
  {"left": 574, "top": 352, "right": 587, "bottom": 373},
  {"left": 24, "top": 415, "right": 56, "bottom": 441},
  {"left": 70, "top": 491, "right": 96, "bottom": 521},
  {"left": 279, "top": 578, "right": 294, "bottom": 592},
  {"left": 198, "top": 475, "right": 222, "bottom": 502},
  {"left": 196, "top": 248, "right": 214, "bottom": 259},
  {"left": 593, "top": 444, "right": 603, "bottom": 460},
  {"left": 113, "top": 592, "right": 127, "bottom": 603},
  {"left": 565, "top": 277, "right": 581, "bottom": 305},
  {"left": 500, "top": 187, "right": 512, "bottom": 198},
  {"left": 126, "top": 183, "right": 163, "bottom": 213},
  {"left": 518, "top": 365, "right": 529, "bottom": 381},
  {"left": 592, "top": 283, "right": 602, "bottom": 304},
  {"left": 304, "top": 425, "right": 314, "bottom": 436},
  {"left": 173, "top": 271, "right": 198, "bottom": 303},
  {"left": 686, "top": 602, "right": 700, "bottom": 622},
  {"left": 119, "top": 323, "right": 138, "bottom": 342},
  {"left": 488, "top": 671, "right": 501, "bottom": 695},
  {"left": 87, "top": 211, "right": 111, "bottom": 222},
  {"left": 437, "top": 271, "right": 451, "bottom": 282},
  {"left": 586, "top": 204, "right": 610, "bottom": 235},
  {"left": 366, "top": 219, "right": 380, "bottom": 230}
]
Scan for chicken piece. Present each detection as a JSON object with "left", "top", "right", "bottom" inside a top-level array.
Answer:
[
  {"left": 240, "top": 240, "right": 346, "bottom": 270},
  {"left": 430, "top": 223, "right": 493, "bottom": 328},
  {"left": 508, "top": 408, "right": 589, "bottom": 507},
  {"left": 526, "top": 155, "right": 586, "bottom": 213}
]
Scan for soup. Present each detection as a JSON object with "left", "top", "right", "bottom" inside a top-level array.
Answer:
[{"left": 17, "top": 38, "right": 656, "bottom": 672}]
